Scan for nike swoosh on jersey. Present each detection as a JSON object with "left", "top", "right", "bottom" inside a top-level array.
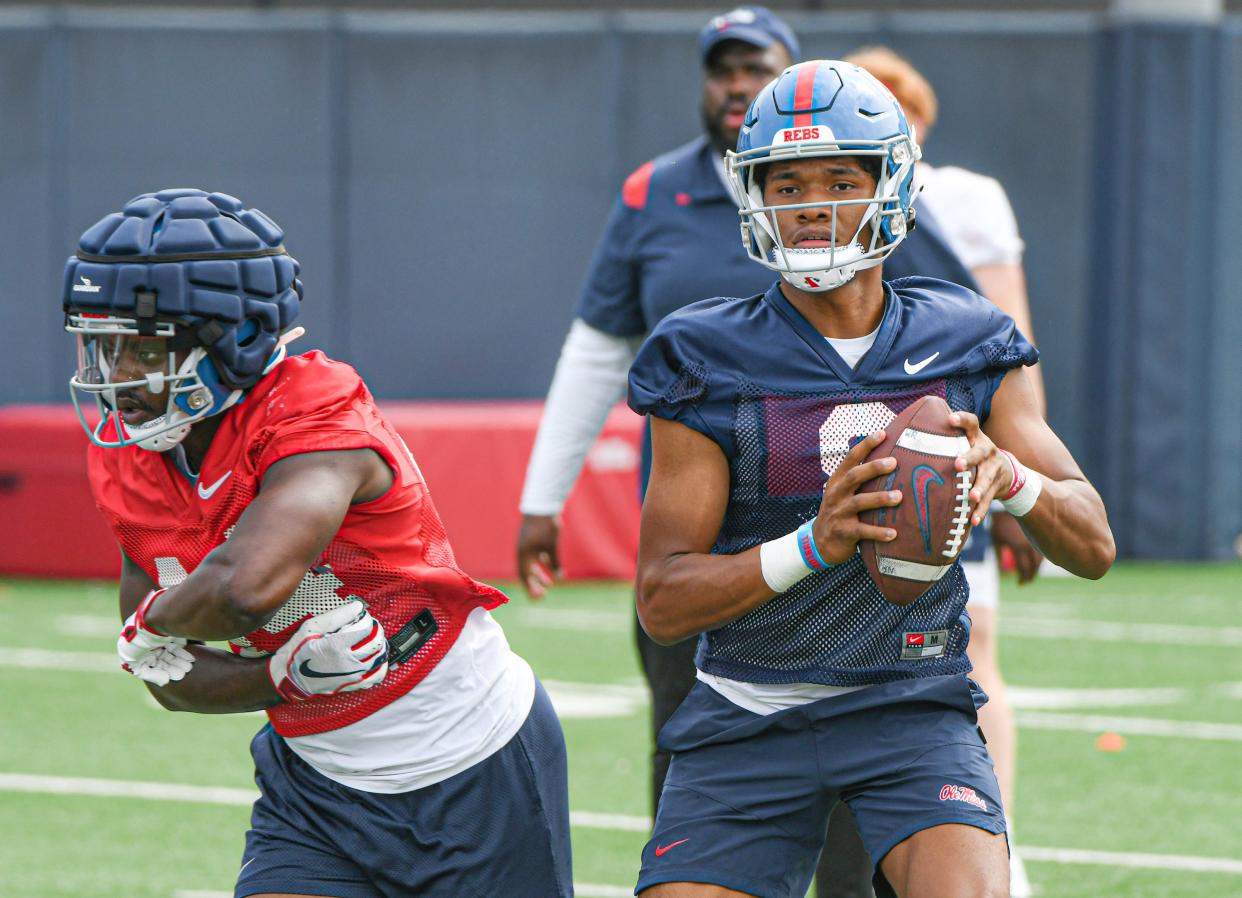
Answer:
[
  {"left": 654, "top": 839, "right": 690, "bottom": 857},
  {"left": 197, "top": 471, "right": 233, "bottom": 500},
  {"left": 298, "top": 658, "right": 367, "bottom": 679},
  {"left": 904, "top": 352, "right": 940, "bottom": 375}
]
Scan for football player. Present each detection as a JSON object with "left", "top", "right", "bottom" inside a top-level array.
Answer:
[
  {"left": 66, "top": 189, "right": 571, "bottom": 898},
  {"left": 628, "top": 61, "right": 1114, "bottom": 898},
  {"left": 518, "top": 10, "right": 878, "bottom": 894}
]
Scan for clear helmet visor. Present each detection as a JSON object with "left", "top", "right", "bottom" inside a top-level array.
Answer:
[
  {"left": 65, "top": 313, "right": 299, "bottom": 452},
  {"left": 67, "top": 315, "right": 204, "bottom": 451}
]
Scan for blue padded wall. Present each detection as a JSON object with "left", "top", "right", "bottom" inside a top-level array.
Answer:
[
  {"left": 1086, "top": 20, "right": 1241, "bottom": 559},
  {"left": 2, "top": 8, "right": 1239, "bottom": 557}
]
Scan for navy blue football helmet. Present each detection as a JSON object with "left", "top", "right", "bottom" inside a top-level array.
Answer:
[
  {"left": 63, "top": 189, "right": 303, "bottom": 451},
  {"left": 726, "top": 60, "right": 920, "bottom": 292}
]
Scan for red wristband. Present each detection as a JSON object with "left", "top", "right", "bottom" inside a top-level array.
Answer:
[
  {"left": 998, "top": 450, "right": 1027, "bottom": 501},
  {"left": 134, "top": 588, "right": 168, "bottom": 636}
]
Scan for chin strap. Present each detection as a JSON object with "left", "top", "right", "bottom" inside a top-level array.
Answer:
[
  {"left": 771, "top": 245, "right": 876, "bottom": 292},
  {"left": 263, "top": 326, "right": 306, "bottom": 375}
]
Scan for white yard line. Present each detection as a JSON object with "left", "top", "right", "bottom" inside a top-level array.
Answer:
[
  {"left": 3, "top": 647, "right": 118, "bottom": 672},
  {"left": 6, "top": 772, "right": 1241, "bottom": 880},
  {"left": 1016, "top": 711, "right": 1242, "bottom": 741},
  {"left": 569, "top": 809, "right": 652, "bottom": 832},
  {"left": 55, "top": 614, "right": 123, "bottom": 638},
  {"left": 505, "top": 607, "right": 633, "bottom": 633},
  {"left": 1008, "top": 685, "right": 1189, "bottom": 709},
  {"left": 575, "top": 885, "right": 638, "bottom": 898},
  {"left": 58, "top": 609, "right": 1242, "bottom": 644},
  {"left": 50, "top": 608, "right": 1242, "bottom": 658},
  {"left": 12, "top": 647, "right": 1241, "bottom": 718},
  {"left": 1020, "top": 846, "right": 1242, "bottom": 875},
  {"left": 0, "top": 772, "right": 256, "bottom": 806},
  {"left": 1002, "top": 616, "right": 1242, "bottom": 646},
  {"left": 0, "top": 772, "right": 653, "bottom": 830}
]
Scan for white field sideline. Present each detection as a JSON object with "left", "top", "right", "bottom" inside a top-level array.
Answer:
[{"left": 3, "top": 773, "right": 1241, "bottom": 877}]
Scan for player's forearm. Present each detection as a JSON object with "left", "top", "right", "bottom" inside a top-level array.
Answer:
[
  {"left": 148, "top": 645, "right": 281, "bottom": 714},
  {"left": 636, "top": 548, "right": 773, "bottom": 644},
  {"left": 1013, "top": 478, "right": 1114, "bottom": 579},
  {"left": 144, "top": 549, "right": 297, "bottom": 641}
]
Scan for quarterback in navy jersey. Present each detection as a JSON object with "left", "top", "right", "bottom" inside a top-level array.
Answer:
[{"left": 628, "top": 61, "right": 1114, "bottom": 898}]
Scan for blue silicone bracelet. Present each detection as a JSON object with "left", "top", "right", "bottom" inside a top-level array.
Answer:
[{"left": 795, "top": 520, "right": 833, "bottom": 571}]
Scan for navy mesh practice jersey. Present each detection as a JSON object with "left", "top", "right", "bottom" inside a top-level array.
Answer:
[{"left": 628, "top": 277, "right": 1038, "bottom": 686}]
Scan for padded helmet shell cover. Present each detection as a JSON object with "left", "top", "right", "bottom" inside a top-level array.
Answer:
[
  {"left": 64, "top": 189, "right": 303, "bottom": 452},
  {"left": 64, "top": 188, "right": 301, "bottom": 390}
]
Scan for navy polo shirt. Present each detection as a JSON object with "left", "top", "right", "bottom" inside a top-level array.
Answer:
[{"left": 575, "top": 136, "right": 774, "bottom": 337}]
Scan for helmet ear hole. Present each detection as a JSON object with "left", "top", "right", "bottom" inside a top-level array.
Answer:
[{"left": 236, "top": 319, "right": 260, "bottom": 348}]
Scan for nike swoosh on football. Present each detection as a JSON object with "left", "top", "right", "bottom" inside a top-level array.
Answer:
[
  {"left": 299, "top": 659, "right": 366, "bottom": 679},
  {"left": 904, "top": 352, "right": 940, "bottom": 375},
  {"left": 654, "top": 838, "right": 690, "bottom": 857},
  {"left": 197, "top": 471, "right": 233, "bottom": 500}
]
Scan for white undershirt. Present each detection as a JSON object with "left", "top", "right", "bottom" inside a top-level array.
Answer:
[
  {"left": 285, "top": 608, "right": 536, "bottom": 793},
  {"left": 825, "top": 326, "right": 879, "bottom": 369}
]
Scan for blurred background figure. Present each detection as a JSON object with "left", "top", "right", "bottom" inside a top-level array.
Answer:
[
  {"left": 847, "top": 45, "right": 1048, "bottom": 898},
  {"left": 517, "top": 8, "right": 878, "bottom": 897}
]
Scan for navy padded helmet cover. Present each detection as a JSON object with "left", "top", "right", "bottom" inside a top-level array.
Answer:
[{"left": 63, "top": 188, "right": 302, "bottom": 389}]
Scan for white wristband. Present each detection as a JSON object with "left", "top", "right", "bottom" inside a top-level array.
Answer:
[
  {"left": 760, "top": 520, "right": 835, "bottom": 592},
  {"left": 759, "top": 529, "right": 814, "bottom": 593},
  {"left": 1000, "top": 466, "right": 1043, "bottom": 517}
]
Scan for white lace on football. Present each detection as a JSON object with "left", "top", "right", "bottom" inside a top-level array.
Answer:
[{"left": 944, "top": 469, "right": 973, "bottom": 558}]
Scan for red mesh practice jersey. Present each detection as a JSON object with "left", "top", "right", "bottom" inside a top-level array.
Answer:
[{"left": 88, "top": 351, "right": 507, "bottom": 736}]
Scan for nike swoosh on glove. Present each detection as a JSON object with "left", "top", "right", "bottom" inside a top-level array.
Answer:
[
  {"left": 118, "top": 588, "right": 195, "bottom": 686},
  {"left": 269, "top": 600, "right": 389, "bottom": 702}
]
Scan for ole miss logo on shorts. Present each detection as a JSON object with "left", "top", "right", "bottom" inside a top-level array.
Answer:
[{"left": 939, "top": 783, "right": 988, "bottom": 812}]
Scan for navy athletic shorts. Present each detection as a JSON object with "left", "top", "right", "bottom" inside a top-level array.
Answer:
[
  {"left": 235, "top": 679, "right": 571, "bottom": 898},
  {"left": 635, "top": 674, "right": 1006, "bottom": 898}
]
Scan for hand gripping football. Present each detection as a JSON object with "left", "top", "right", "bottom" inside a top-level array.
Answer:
[{"left": 859, "top": 395, "right": 974, "bottom": 605}]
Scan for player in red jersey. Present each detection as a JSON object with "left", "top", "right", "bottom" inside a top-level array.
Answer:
[{"left": 66, "top": 189, "right": 572, "bottom": 898}]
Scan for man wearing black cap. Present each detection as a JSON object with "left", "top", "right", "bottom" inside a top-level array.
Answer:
[{"left": 516, "top": 8, "right": 876, "bottom": 898}]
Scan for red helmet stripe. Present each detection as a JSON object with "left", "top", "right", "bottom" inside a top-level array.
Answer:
[{"left": 793, "top": 63, "right": 818, "bottom": 126}]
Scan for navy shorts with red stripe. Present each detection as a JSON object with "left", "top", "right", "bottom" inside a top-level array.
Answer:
[
  {"left": 635, "top": 675, "right": 1006, "bottom": 898},
  {"left": 235, "top": 679, "right": 571, "bottom": 898}
]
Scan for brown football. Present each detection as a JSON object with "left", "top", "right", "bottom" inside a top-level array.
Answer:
[{"left": 858, "top": 395, "right": 974, "bottom": 606}]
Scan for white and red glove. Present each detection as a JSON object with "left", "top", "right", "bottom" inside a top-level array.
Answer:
[
  {"left": 269, "top": 600, "right": 389, "bottom": 702},
  {"left": 118, "top": 589, "right": 195, "bottom": 686}
]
